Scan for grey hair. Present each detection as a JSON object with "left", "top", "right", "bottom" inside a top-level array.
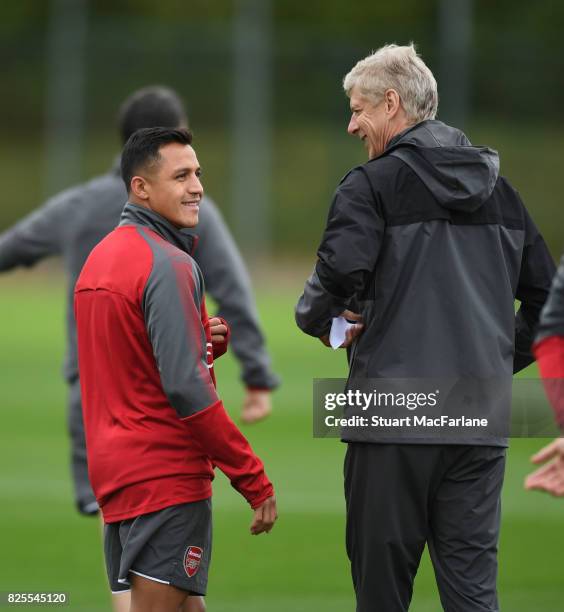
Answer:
[{"left": 343, "top": 43, "right": 438, "bottom": 123}]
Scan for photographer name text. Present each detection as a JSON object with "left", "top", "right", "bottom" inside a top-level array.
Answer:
[{"left": 325, "top": 415, "right": 489, "bottom": 428}]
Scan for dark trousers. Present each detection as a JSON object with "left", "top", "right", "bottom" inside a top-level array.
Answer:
[
  {"left": 344, "top": 443, "right": 506, "bottom": 612},
  {"left": 68, "top": 377, "right": 98, "bottom": 514}
]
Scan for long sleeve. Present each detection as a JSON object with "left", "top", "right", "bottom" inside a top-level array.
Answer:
[
  {"left": 535, "top": 254, "right": 564, "bottom": 342},
  {"left": 513, "top": 209, "right": 556, "bottom": 372},
  {"left": 142, "top": 248, "right": 273, "bottom": 507},
  {"left": 0, "top": 192, "right": 70, "bottom": 271},
  {"left": 295, "top": 168, "right": 385, "bottom": 337},
  {"left": 533, "top": 255, "right": 564, "bottom": 427},
  {"left": 192, "top": 197, "right": 279, "bottom": 390},
  {"left": 181, "top": 401, "right": 274, "bottom": 508}
]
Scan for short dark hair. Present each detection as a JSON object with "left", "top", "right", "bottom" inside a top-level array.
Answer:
[
  {"left": 118, "top": 86, "right": 187, "bottom": 144},
  {"left": 120, "top": 127, "right": 193, "bottom": 193}
]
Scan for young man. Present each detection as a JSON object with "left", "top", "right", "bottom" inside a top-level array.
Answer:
[
  {"left": 75, "top": 127, "right": 277, "bottom": 611},
  {"left": 0, "top": 85, "right": 278, "bottom": 518}
]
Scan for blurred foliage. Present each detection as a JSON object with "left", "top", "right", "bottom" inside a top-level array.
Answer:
[{"left": 0, "top": 0, "right": 562, "bottom": 256}]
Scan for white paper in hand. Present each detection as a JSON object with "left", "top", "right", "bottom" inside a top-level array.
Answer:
[{"left": 329, "top": 316, "right": 355, "bottom": 350}]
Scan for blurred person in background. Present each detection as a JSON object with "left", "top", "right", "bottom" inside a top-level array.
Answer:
[
  {"left": 296, "top": 44, "right": 555, "bottom": 611},
  {"left": 526, "top": 254, "right": 564, "bottom": 496},
  {"left": 0, "top": 86, "right": 279, "bottom": 611}
]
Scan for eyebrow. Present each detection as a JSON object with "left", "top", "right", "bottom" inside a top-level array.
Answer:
[{"left": 172, "top": 166, "right": 200, "bottom": 174}]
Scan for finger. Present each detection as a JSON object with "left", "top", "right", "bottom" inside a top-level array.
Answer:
[
  {"left": 252, "top": 523, "right": 265, "bottom": 535},
  {"left": 525, "top": 463, "right": 556, "bottom": 489},
  {"left": 531, "top": 439, "right": 559, "bottom": 464},
  {"left": 349, "top": 324, "right": 364, "bottom": 340},
  {"left": 252, "top": 499, "right": 278, "bottom": 535},
  {"left": 210, "top": 324, "right": 228, "bottom": 335},
  {"left": 537, "top": 474, "right": 563, "bottom": 496},
  {"left": 250, "top": 507, "right": 264, "bottom": 535},
  {"left": 341, "top": 309, "right": 362, "bottom": 322},
  {"left": 263, "top": 503, "right": 277, "bottom": 532},
  {"left": 253, "top": 520, "right": 268, "bottom": 536},
  {"left": 211, "top": 334, "right": 226, "bottom": 343},
  {"left": 528, "top": 462, "right": 555, "bottom": 480},
  {"left": 240, "top": 404, "right": 271, "bottom": 424},
  {"left": 525, "top": 476, "right": 551, "bottom": 492},
  {"left": 341, "top": 325, "right": 364, "bottom": 348}
]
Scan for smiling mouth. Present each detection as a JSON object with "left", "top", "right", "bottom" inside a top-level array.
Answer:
[{"left": 182, "top": 201, "right": 200, "bottom": 207}]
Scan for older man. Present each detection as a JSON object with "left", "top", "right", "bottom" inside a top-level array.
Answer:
[{"left": 296, "top": 44, "right": 555, "bottom": 611}]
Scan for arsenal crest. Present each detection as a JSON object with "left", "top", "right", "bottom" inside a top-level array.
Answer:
[{"left": 184, "top": 545, "right": 203, "bottom": 578}]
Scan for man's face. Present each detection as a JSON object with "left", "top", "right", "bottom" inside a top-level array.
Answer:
[
  {"left": 143, "top": 143, "right": 203, "bottom": 228},
  {"left": 347, "top": 87, "right": 388, "bottom": 159}
]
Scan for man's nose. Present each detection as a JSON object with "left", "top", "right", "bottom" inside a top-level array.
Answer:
[
  {"left": 347, "top": 115, "right": 358, "bottom": 135},
  {"left": 190, "top": 176, "right": 204, "bottom": 196}
]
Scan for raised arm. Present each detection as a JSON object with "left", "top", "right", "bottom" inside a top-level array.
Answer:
[{"left": 0, "top": 189, "right": 73, "bottom": 271}]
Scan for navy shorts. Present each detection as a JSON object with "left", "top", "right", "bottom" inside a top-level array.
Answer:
[{"left": 104, "top": 499, "right": 212, "bottom": 596}]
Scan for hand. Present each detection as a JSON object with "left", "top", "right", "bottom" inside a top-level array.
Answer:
[
  {"left": 209, "top": 317, "right": 228, "bottom": 345},
  {"left": 241, "top": 389, "right": 272, "bottom": 424},
  {"left": 319, "top": 309, "right": 364, "bottom": 348},
  {"left": 524, "top": 438, "right": 564, "bottom": 496},
  {"left": 340, "top": 309, "right": 364, "bottom": 347},
  {"left": 250, "top": 495, "right": 277, "bottom": 535}
]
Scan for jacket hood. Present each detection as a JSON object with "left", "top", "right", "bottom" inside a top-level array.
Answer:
[{"left": 383, "top": 120, "right": 499, "bottom": 212}]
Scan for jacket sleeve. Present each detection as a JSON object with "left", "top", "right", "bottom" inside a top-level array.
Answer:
[
  {"left": 533, "top": 336, "right": 564, "bottom": 429},
  {"left": 534, "top": 254, "right": 564, "bottom": 342},
  {"left": 142, "top": 251, "right": 273, "bottom": 508},
  {"left": 295, "top": 168, "right": 385, "bottom": 337},
  {"left": 532, "top": 255, "right": 564, "bottom": 428},
  {"left": 193, "top": 197, "right": 279, "bottom": 390},
  {"left": 182, "top": 401, "right": 274, "bottom": 509},
  {"left": 513, "top": 209, "right": 556, "bottom": 373},
  {"left": 0, "top": 193, "right": 68, "bottom": 271}
]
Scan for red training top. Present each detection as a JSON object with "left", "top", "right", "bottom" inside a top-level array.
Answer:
[{"left": 75, "top": 203, "right": 273, "bottom": 523}]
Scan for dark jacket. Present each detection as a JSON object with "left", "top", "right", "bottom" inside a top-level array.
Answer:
[
  {"left": 0, "top": 160, "right": 279, "bottom": 389},
  {"left": 296, "top": 120, "right": 555, "bottom": 443}
]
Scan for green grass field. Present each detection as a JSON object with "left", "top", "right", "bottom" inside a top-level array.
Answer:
[{"left": 1, "top": 269, "right": 563, "bottom": 611}]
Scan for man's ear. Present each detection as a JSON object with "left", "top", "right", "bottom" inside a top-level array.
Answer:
[
  {"left": 384, "top": 89, "right": 401, "bottom": 118},
  {"left": 130, "top": 175, "right": 150, "bottom": 200}
]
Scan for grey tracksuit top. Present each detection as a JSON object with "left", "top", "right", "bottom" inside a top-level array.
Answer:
[
  {"left": 296, "top": 120, "right": 555, "bottom": 444},
  {"left": 0, "top": 160, "right": 279, "bottom": 390}
]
